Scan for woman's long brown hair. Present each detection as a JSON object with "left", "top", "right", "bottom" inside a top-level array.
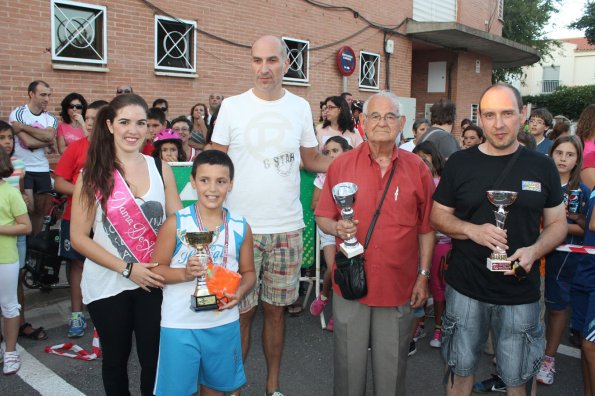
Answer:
[{"left": 80, "top": 94, "right": 148, "bottom": 211}]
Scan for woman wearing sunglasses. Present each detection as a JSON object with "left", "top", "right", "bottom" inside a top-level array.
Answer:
[{"left": 57, "top": 93, "right": 88, "bottom": 154}]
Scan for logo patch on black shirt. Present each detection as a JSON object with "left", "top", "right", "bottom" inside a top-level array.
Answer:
[{"left": 522, "top": 181, "right": 541, "bottom": 192}]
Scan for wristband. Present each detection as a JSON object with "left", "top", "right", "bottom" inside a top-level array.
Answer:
[{"left": 418, "top": 269, "right": 431, "bottom": 278}]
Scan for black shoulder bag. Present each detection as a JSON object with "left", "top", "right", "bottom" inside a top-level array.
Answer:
[{"left": 334, "top": 160, "right": 398, "bottom": 300}]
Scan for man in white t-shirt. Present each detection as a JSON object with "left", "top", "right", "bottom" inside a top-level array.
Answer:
[
  {"left": 9, "top": 80, "right": 58, "bottom": 235},
  {"left": 211, "top": 35, "right": 330, "bottom": 396}
]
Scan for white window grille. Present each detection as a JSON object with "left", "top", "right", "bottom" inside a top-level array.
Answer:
[
  {"left": 51, "top": 0, "right": 107, "bottom": 64},
  {"left": 359, "top": 51, "right": 380, "bottom": 90},
  {"left": 154, "top": 16, "right": 196, "bottom": 73},
  {"left": 498, "top": 0, "right": 504, "bottom": 21},
  {"left": 282, "top": 37, "right": 309, "bottom": 83},
  {"left": 470, "top": 104, "right": 479, "bottom": 124}
]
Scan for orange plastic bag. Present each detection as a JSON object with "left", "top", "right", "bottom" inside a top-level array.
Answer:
[{"left": 206, "top": 263, "right": 241, "bottom": 307}]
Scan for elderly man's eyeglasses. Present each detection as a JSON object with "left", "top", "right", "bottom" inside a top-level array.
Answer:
[
  {"left": 117, "top": 89, "right": 132, "bottom": 94},
  {"left": 366, "top": 112, "right": 400, "bottom": 125}
]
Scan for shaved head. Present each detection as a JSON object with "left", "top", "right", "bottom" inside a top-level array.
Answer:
[{"left": 252, "top": 35, "right": 288, "bottom": 62}]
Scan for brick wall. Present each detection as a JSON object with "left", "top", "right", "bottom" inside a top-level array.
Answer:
[{"left": 0, "top": 0, "right": 414, "bottom": 121}]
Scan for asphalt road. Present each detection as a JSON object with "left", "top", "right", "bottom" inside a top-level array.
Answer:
[{"left": 2, "top": 288, "right": 586, "bottom": 396}]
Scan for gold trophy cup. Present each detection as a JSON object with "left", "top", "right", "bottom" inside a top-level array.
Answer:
[
  {"left": 177, "top": 230, "right": 219, "bottom": 311},
  {"left": 486, "top": 190, "right": 518, "bottom": 271}
]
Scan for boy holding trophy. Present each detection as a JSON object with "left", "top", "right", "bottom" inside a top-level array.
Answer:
[{"left": 152, "top": 150, "right": 256, "bottom": 396}]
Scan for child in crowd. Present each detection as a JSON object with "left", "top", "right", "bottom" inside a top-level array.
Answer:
[
  {"left": 144, "top": 108, "right": 167, "bottom": 155},
  {"left": 461, "top": 125, "right": 484, "bottom": 149},
  {"left": 572, "top": 182, "right": 595, "bottom": 395},
  {"left": 0, "top": 148, "right": 32, "bottom": 374},
  {"left": 152, "top": 150, "right": 256, "bottom": 396},
  {"left": 538, "top": 136, "right": 590, "bottom": 385},
  {"left": 54, "top": 100, "right": 107, "bottom": 338},
  {"left": 413, "top": 141, "right": 449, "bottom": 348},
  {"left": 529, "top": 108, "right": 554, "bottom": 155},
  {"left": 0, "top": 121, "right": 46, "bottom": 343},
  {"left": 151, "top": 129, "right": 187, "bottom": 162},
  {"left": 309, "top": 136, "right": 352, "bottom": 331}
]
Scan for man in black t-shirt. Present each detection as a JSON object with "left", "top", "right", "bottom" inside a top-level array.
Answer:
[{"left": 431, "top": 83, "right": 567, "bottom": 396}]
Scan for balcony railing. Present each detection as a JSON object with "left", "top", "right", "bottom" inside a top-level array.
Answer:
[{"left": 542, "top": 80, "right": 560, "bottom": 93}]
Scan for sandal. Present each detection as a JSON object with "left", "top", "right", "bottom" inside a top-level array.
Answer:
[
  {"left": 19, "top": 322, "right": 48, "bottom": 341},
  {"left": 287, "top": 302, "right": 304, "bottom": 317}
]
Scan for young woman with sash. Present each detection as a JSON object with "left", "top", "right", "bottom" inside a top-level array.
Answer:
[{"left": 71, "top": 94, "right": 182, "bottom": 395}]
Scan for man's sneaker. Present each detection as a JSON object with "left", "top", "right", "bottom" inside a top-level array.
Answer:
[
  {"left": 430, "top": 328, "right": 442, "bottom": 348},
  {"left": 536, "top": 356, "right": 555, "bottom": 385},
  {"left": 265, "top": 390, "right": 284, "bottom": 396},
  {"left": 309, "top": 295, "right": 328, "bottom": 316},
  {"left": 68, "top": 312, "right": 87, "bottom": 338},
  {"left": 408, "top": 340, "right": 417, "bottom": 356},
  {"left": 3, "top": 351, "right": 21, "bottom": 375},
  {"left": 413, "top": 323, "right": 426, "bottom": 342},
  {"left": 472, "top": 374, "right": 506, "bottom": 393}
]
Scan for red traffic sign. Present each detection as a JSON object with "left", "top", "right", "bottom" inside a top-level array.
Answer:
[{"left": 337, "top": 46, "right": 356, "bottom": 77}]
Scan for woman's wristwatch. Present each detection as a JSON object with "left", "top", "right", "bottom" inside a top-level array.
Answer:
[
  {"left": 418, "top": 269, "right": 431, "bottom": 278},
  {"left": 121, "top": 262, "right": 134, "bottom": 278}
]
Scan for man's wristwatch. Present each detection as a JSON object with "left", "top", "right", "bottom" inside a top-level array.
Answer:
[
  {"left": 122, "top": 262, "right": 133, "bottom": 278},
  {"left": 418, "top": 269, "right": 431, "bottom": 278}
]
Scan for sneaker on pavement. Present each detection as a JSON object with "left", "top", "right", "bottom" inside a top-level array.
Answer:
[
  {"left": 536, "top": 356, "right": 555, "bottom": 385},
  {"left": 413, "top": 324, "right": 426, "bottom": 342},
  {"left": 472, "top": 374, "right": 506, "bottom": 393},
  {"left": 3, "top": 351, "right": 21, "bottom": 375},
  {"left": 309, "top": 295, "right": 328, "bottom": 316},
  {"left": 408, "top": 340, "right": 417, "bottom": 356},
  {"left": 265, "top": 390, "right": 284, "bottom": 396},
  {"left": 68, "top": 312, "right": 87, "bottom": 338},
  {"left": 325, "top": 317, "right": 334, "bottom": 332},
  {"left": 430, "top": 328, "right": 442, "bottom": 348}
]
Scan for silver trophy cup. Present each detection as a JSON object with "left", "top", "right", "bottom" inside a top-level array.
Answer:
[
  {"left": 486, "top": 190, "right": 518, "bottom": 271},
  {"left": 177, "top": 230, "right": 219, "bottom": 311},
  {"left": 332, "top": 182, "right": 364, "bottom": 258}
]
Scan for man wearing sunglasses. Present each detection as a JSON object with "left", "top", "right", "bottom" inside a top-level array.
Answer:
[
  {"left": 152, "top": 98, "right": 171, "bottom": 128},
  {"left": 115, "top": 84, "right": 133, "bottom": 95}
]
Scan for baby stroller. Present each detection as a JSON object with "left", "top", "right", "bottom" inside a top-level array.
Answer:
[{"left": 22, "top": 192, "right": 70, "bottom": 290}]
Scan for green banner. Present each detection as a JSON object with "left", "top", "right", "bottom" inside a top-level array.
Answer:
[{"left": 170, "top": 162, "right": 316, "bottom": 269}]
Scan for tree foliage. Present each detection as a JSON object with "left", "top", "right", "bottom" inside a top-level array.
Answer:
[
  {"left": 522, "top": 85, "right": 595, "bottom": 120},
  {"left": 570, "top": 1, "right": 595, "bottom": 45},
  {"left": 493, "top": 0, "right": 561, "bottom": 83}
]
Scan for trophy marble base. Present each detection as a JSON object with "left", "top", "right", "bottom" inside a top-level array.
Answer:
[
  {"left": 486, "top": 258, "right": 512, "bottom": 272},
  {"left": 339, "top": 242, "right": 364, "bottom": 259},
  {"left": 190, "top": 293, "right": 219, "bottom": 311}
]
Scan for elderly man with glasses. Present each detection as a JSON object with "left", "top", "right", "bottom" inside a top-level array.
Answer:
[{"left": 315, "top": 91, "right": 435, "bottom": 396}]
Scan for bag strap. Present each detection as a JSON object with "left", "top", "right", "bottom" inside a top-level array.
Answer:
[
  {"left": 154, "top": 157, "right": 164, "bottom": 183},
  {"left": 492, "top": 146, "right": 522, "bottom": 190},
  {"left": 363, "top": 158, "right": 398, "bottom": 249}
]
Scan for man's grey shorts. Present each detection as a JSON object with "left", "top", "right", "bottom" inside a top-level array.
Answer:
[{"left": 441, "top": 286, "right": 544, "bottom": 387}]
